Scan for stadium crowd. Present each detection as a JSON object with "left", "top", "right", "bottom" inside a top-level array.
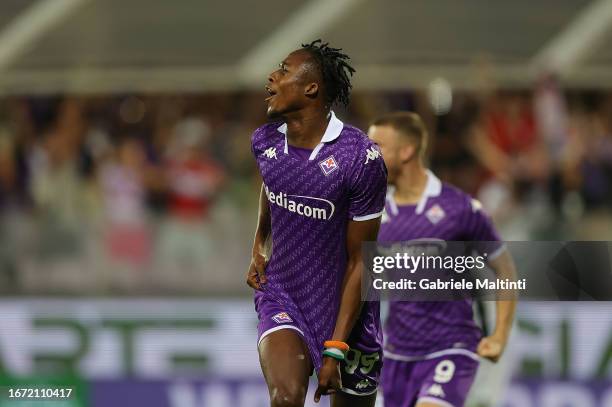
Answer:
[{"left": 0, "top": 86, "right": 611, "bottom": 294}]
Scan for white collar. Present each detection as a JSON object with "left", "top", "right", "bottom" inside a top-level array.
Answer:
[
  {"left": 277, "top": 111, "right": 344, "bottom": 160},
  {"left": 386, "top": 170, "right": 442, "bottom": 215},
  {"left": 416, "top": 170, "right": 442, "bottom": 214}
]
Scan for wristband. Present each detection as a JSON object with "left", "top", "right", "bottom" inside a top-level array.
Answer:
[
  {"left": 323, "top": 340, "right": 349, "bottom": 352},
  {"left": 323, "top": 348, "right": 345, "bottom": 361}
]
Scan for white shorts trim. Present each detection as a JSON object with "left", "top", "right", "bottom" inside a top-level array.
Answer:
[
  {"left": 384, "top": 348, "right": 480, "bottom": 363},
  {"left": 416, "top": 396, "right": 455, "bottom": 407},
  {"left": 353, "top": 210, "right": 384, "bottom": 221},
  {"left": 257, "top": 325, "right": 304, "bottom": 348},
  {"left": 339, "top": 386, "right": 378, "bottom": 396}
]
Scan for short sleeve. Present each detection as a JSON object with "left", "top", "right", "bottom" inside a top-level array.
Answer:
[
  {"left": 462, "top": 197, "right": 504, "bottom": 258},
  {"left": 348, "top": 142, "right": 388, "bottom": 221}
]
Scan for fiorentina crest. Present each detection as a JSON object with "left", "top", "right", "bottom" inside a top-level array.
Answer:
[
  {"left": 272, "top": 312, "right": 293, "bottom": 324},
  {"left": 426, "top": 204, "right": 446, "bottom": 224},
  {"left": 318, "top": 155, "right": 339, "bottom": 176}
]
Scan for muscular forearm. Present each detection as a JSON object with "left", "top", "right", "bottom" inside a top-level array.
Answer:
[
  {"left": 493, "top": 300, "right": 515, "bottom": 340},
  {"left": 330, "top": 259, "right": 363, "bottom": 342},
  {"left": 490, "top": 250, "right": 517, "bottom": 340},
  {"left": 253, "top": 184, "right": 271, "bottom": 256},
  {"left": 330, "top": 218, "right": 380, "bottom": 343},
  {"left": 246, "top": 184, "right": 271, "bottom": 290}
]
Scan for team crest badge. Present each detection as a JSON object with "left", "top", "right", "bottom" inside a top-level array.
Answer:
[
  {"left": 318, "top": 155, "right": 339, "bottom": 176},
  {"left": 426, "top": 204, "right": 446, "bottom": 224},
  {"left": 272, "top": 312, "right": 293, "bottom": 324}
]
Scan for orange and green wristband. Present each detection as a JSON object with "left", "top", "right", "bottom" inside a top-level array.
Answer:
[{"left": 322, "top": 340, "right": 350, "bottom": 361}]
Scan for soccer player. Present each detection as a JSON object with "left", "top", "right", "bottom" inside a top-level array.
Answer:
[
  {"left": 368, "top": 112, "right": 517, "bottom": 407},
  {"left": 246, "top": 40, "right": 387, "bottom": 407}
]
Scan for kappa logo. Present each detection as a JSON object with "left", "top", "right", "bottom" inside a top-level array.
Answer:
[
  {"left": 318, "top": 155, "right": 339, "bottom": 176},
  {"left": 426, "top": 384, "right": 445, "bottom": 398},
  {"left": 272, "top": 312, "right": 293, "bottom": 324},
  {"left": 471, "top": 198, "right": 483, "bottom": 212},
  {"left": 355, "top": 379, "right": 371, "bottom": 390},
  {"left": 364, "top": 146, "right": 381, "bottom": 164},
  {"left": 426, "top": 204, "right": 446, "bottom": 225},
  {"left": 262, "top": 147, "right": 278, "bottom": 159}
]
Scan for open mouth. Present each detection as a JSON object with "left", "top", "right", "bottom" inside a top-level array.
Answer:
[{"left": 265, "top": 86, "right": 277, "bottom": 101}]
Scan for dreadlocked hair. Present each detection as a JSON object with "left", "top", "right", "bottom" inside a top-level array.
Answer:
[{"left": 301, "top": 39, "right": 355, "bottom": 108}]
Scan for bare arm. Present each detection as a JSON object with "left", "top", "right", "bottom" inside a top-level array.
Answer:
[
  {"left": 253, "top": 184, "right": 271, "bottom": 256},
  {"left": 331, "top": 217, "right": 381, "bottom": 341},
  {"left": 314, "top": 217, "right": 381, "bottom": 402},
  {"left": 477, "top": 249, "right": 517, "bottom": 362},
  {"left": 489, "top": 249, "right": 517, "bottom": 340},
  {"left": 246, "top": 184, "right": 271, "bottom": 290}
]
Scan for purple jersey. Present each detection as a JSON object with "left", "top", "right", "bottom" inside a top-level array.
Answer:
[
  {"left": 251, "top": 112, "right": 387, "bottom": 373},
  {"left": 378, "top": 170, "right": 503, "bottom": 357}
]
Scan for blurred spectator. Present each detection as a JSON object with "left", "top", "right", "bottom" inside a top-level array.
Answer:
[
  {"left": 428, "top": 93, "right": 482, "bottom": 195},
  {"left": 471, "top": 92, "right": 550, "bottom": 186},
  {"left": 0, "top": 132, "right": 29, "bottom": 212},
  {"left": 0, "top": 89, "right": 610, "bottom": 294},
  {"left": 466, "top": 92, "right": 553, "bottom": 239},
  {"left": 156, "top": 117, "right": 225, "bottom": 286},
  {"left": 165, "top": 118, "right": 224, "bottom": 219},
  {"left": 534, "top": 75, "right": 569, "bottom": 165},
  {"left": 534, "top": 75, "right": 572, "bottom": 213},
  {"left": 99, "top": 138, "right": 151, "bottom": 270},
  {"left": 28, "top": 102, "right": 94, "bottom": 260},
  {"left": 578, "top": 99, "right": 612, "bottom": 209},
  {"left": 0, "top": 134, "right": 23, "bottom": 290}
]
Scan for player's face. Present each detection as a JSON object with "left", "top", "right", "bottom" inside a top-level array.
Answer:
[
  {"left": 368, "top": 125, "right": 403, "bottom": 184},
  {"left": 265, "top": 50, "right": 316, "bottom": 118}
]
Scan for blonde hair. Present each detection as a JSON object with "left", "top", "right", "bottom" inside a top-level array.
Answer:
[{"left": 372, "top": 111, "right": 428, "bottom": 159}]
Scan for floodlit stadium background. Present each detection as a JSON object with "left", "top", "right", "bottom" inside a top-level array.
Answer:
[{"left": 1, "top": 0, "right": 612, "bottom": 406}]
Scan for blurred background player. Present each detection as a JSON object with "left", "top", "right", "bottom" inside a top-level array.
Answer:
[
  {"left": 368, "top": 112, "right": 517, "bottom": 407},
  {"left": 246, "top": 40, "right": 387, "bottom": 407}
]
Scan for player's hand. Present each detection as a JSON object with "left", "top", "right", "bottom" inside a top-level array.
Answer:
[
  {"left": 314, "top": 357, "right": 342, "bottom": 403},
  {"left": 477, "top": 335, "right": 506, "bottom": 363},
  {"left": 246, "top": 252, "right": 267, "bottom": 290}
]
